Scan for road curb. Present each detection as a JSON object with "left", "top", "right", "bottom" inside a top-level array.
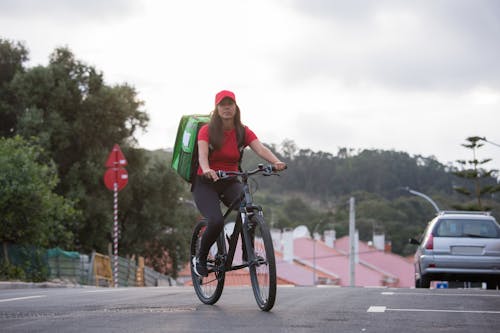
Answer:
[{"left": 0, "top": 281, "right": 83, "bottom": 289}]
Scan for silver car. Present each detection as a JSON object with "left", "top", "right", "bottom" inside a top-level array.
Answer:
[{"left": 410, "top": 211, "right": 500, "bottom": 289}]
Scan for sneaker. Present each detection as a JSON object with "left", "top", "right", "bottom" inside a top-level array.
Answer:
[{"left": 192, "top": 257, "right": 208, "bottom": 277}]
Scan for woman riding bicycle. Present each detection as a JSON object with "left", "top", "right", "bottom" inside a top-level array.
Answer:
[{"left": 192, "top": 89, "right": 286, "bottom": 277}]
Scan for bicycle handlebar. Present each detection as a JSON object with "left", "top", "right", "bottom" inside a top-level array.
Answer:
[{"left": 216, "top": 164, "right": 286, "bottom": 179}]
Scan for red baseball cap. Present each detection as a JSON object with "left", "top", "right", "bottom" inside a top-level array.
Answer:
[{"left": 215, "top": 90, "right": 236, "bottom": 105}]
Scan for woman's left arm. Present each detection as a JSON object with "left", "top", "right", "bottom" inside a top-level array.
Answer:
[{"left": 248, "top": 139, "right": 287, "bottom": 171}]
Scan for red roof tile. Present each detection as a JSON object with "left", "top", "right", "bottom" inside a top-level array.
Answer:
[
  {"left": 178, "top": 233, "right": 414, "bottom": 288},
  {"left": 292, "top": 237, "right": 388, "bottom": 287},
  {"left": 333, "top": 237, "right": 414, "bottom": 287}
]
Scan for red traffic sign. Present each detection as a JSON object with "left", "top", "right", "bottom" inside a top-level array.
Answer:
[
  {"left": 104, "top": 167, "right": 128, "bottom": 191},
  {"left": 105, "top": 144, "right": 128, "bottom": 168}
]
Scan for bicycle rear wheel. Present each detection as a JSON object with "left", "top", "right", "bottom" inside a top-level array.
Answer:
[
  {"left": 190, "top": 219, "right": 226, "bottom": 305},
  {"left": 248, "top": 214, "right": 277, "bottom": 311}
]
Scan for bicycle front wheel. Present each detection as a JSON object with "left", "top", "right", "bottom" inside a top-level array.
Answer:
[
  {"left": 190, "top": 219, "right": 226, "bottom": 305},
  {"left": 248, "top": 214, "right": 277, "bottom": 311}
]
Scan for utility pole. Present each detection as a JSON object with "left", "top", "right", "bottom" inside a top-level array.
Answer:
[
  {"left": 349, "top": 197, "right": 355, "bottom": 287},
  {"left": 313, "top": 234, "right": 317, "bottom": 286}
]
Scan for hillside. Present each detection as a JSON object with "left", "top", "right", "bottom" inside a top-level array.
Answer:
[{"left": 161, "top": 143, "right": 500, "bottom": 257}]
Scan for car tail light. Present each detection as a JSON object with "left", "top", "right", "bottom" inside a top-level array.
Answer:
[{"left": 424, "top": 234, "right": 434, "bottom": 250}]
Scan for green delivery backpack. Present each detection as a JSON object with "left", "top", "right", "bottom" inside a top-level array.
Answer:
[{"left": 171, "top": 114, "right": 211, "bottom": 182}]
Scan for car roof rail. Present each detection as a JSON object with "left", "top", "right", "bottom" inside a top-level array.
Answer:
[{"left": 438, "top": 210, "right": 491, "bottom": 216}]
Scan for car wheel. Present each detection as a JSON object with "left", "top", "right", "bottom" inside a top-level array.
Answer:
[
  {"left": 421, "top": 275, "right": 431, "bottom": 288},
  {"left": 415, "top": 278, "right": 422, "bottom": 288},
  {"left": 486, "top": 280, "right": 499, "bottom": 290}
]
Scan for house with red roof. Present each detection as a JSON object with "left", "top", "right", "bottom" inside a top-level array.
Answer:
[
  {"left": 178, "top": 227, "right": 414, "bottom": 288},
  {"left": 333, "top": 235, "right": 414, "bottom": 287},
  {"left": 282, "top": 234, "right": 413, "bottom": 287}
]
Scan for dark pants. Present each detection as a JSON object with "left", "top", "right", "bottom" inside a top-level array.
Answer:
[{"left": 192, "top": 175, "right": 242, "bottom": 263}]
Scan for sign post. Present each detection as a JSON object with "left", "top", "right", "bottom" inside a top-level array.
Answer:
[{"left": 103, "top": 144, "right": 128, "bottom": 287}]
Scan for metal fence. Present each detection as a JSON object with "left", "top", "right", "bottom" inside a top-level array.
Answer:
[
  {"left": 47, "top": 248, "right": 87, "bottom": 284},
  {"left": 0, "top": 243, "right": 49, "bottom": 281},
  {"left": 1, "top": 243, "right": 173, "bottom": 287},
  {"left": 87, "top": 251, "right": 173, "bottom": 287},
  {"left": 144, "top": 266, "right": 173, "bottom": 286}
]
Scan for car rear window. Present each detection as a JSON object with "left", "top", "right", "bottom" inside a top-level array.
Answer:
[{"left": 435, "top": 219, "right": 500, "bottom": 238}]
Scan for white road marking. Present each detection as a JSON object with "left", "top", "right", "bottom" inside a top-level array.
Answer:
[
  {"left": 368, "top": 306, "right": 500, "bottom": 314},
  {"left": 381, "top": 291, "right": 500, "bottom": 297},
  {"left": 367, "top": 306, "right": 387, "bottom": 313},
  {"left": 373, "top": 291, "right": 500, "bottom": 314},
  {"left": 0, "top": 295, "right": 46, "bottom": 303},
  {"left": 388, "top": 308, "right": 500, "bottom": 314}
]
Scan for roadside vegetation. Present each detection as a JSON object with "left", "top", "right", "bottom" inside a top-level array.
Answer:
[{"left": 1, "top": 38, "right": 499, "bottom": 280}]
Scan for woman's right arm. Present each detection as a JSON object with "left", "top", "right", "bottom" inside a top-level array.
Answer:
[{"left": 198, "top": 140, "right": 218, "bottom": 181}]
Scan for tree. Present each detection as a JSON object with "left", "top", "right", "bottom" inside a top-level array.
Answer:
[
  {"left": 280, "top": 139, "right": 298, "bottom": 160},
  {"left": 0, "top": 39, "right": 28, "bottom": 136},
  {"left": 0, "top": 136, "right": 79, "bottom": 254},
  {"left": 1, "top": 41, "right": 201, "bottom": 277},
  {"left": 453, "top": 136, "right": 500, "bottom": 211},
  {"left": 5, "top": 46, "right": 149, "bottom": 252}
]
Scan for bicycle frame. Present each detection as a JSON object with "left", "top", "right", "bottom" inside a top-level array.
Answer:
[{"left": 220, "top": 171, "right": 263, "bottom": 273}]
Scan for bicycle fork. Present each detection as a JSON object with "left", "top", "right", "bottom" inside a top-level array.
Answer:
[
  {"left": 223, "top": 209, "right": 264, "bottom": 272},
  {"left": 241, "top": 208, "right": 266, "bottom": 268}
]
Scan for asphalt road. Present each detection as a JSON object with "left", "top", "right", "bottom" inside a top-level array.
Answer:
[{"left": 1, "top": 286, "right": 499, "bottom": 332}]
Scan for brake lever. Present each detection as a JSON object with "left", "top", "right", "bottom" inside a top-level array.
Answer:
[
  {"left": 216, "top": 170, "right": 227, "bottom": 179},
  {"left": 262, "top": 165, "right": 274, "bottom": 176}
]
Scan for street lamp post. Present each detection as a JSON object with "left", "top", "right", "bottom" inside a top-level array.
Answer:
[
  {"left": 401, "top": 187, "right": 440, "bottom": 213},
  {"left": 480, "top": 137, "right": 500, "bottom": 181},
  {"left": 480, "top": 137, "right": 500, "bottom": 148}
]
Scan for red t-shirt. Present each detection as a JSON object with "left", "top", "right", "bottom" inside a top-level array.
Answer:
[{"left": 197, "top": 124, "right": 257, "bottom": 174}]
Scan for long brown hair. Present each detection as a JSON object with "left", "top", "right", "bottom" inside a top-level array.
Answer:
[{"left": 208, "top": 104, "right": 245, "bottom": 150}]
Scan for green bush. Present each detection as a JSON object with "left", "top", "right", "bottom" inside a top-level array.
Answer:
[{"left": 0, "top": 261, "right": 26, "bottom": 280}]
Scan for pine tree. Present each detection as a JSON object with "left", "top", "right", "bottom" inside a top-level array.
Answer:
[{"left": 453, "top": 136, "right": 500, "bottom": 211}]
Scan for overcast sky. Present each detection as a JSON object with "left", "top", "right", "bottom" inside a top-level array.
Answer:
[{"left": 1, "top": 0, "right": 500, "bottom": 173}]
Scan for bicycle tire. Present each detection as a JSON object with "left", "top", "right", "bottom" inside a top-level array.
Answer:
[
  {"left": 190, "top": 219, "right": 226, "bottom": 305},
  {"left": 248, "top": 214, "right": 277, "bottom": 311}
]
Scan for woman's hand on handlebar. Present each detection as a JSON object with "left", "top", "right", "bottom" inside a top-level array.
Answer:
[
  {"left": 272, "top": 161, "right": 287, "bottom": 171},
  {"left": 203, "top": 168, "right": 219, "bottom": 182}
]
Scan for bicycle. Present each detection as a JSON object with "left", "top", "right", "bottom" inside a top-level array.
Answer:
[{"left": 190, "top": 164, "right": 283, "bottom": 311}]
